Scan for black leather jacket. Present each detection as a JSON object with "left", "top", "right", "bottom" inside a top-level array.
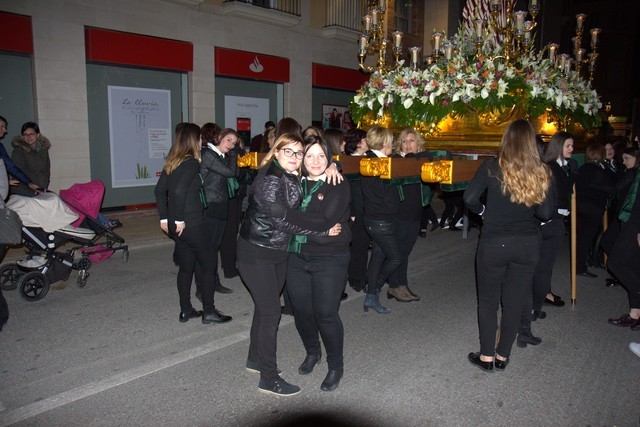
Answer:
[
  {"left": 239, "top": 161, "right": 327, "bottom": 251},
  {"left": 200, "top": 147, "right": 238, "bottom": 204}
]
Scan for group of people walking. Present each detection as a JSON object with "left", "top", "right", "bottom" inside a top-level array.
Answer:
[{"left": 154, "top": 115, "right": 640, "bottom": 397}]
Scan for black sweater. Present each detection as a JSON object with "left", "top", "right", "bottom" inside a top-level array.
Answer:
[
  {"left": 154, "top": 157, "right": 204, "bottom": 233},
  {"left": 463, "top": 158, "right": 555, "bottom": 237},
  {"left": 575, "top": 162, "right": 615, "bottom": 216},
  {"left": 283, "top": 178, "right": 352, "bottom": 255},
  {"left": 361, "top": 152, "right": 400, "bottom": 220}
]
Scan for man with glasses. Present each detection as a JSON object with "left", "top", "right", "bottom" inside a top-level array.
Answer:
[{"left": 11, "top": 121, "right": 51, "bottom": 195}]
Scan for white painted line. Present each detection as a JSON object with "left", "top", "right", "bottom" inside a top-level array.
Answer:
[{"left": 0, "top": 330, "right": 249, "bottom": 427}]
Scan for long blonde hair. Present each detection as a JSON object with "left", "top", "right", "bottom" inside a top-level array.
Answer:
[
  {"left": 164, "top": 123, "right": 201, "bottom": 174},
  {"left": 498, "top": 119, "right": 550, "bottom": 207},
  {"left": 396, "top": 128, "right": 425, "bottom": 154},
  {"left": 260, "top": 133, "right": 304, "bottom": 172}
]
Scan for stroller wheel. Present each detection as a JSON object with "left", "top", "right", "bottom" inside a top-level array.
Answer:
[
  {"left": 77, "top": 270, "right": 90, "bottom": 288},
  {"left": 123, "top": 249, "right": 130, "bottom": 263},
  {"left": 0, "top": 263, "right": 22, "bottom": 291},
  {"left": 19, "top": 271, "right": 50, "bottom": 301}
]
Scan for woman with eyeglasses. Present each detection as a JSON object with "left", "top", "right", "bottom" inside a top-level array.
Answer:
[
  {"left": 11, "top": 121, "right": 50, "bottom": 195},
  {"left": 237, "top": 133, "right": 341, "bottom": 397}
]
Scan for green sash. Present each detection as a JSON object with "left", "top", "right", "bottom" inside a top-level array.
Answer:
[
  {"left": 198, "top": 173, "right": 207, "bottom": 208},
  {"left": 288, "top": 179, "right": 325, "bottom": 253},
  {"left": 619, "top": 170, "right": 640, "bottom": 223},
  {"left": 220, "top": 154, "right": 240, "bottom": 198}
]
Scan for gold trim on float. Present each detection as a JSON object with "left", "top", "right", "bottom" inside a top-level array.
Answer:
[
  {"left": 360, "top": 157, "right": 392, "bottom": 179},
  {"left": 422, "top": 160, "right": 453, "bottom": 184},
  {"left": 237, "top": 152, "right": 259, "bottom": 168}
]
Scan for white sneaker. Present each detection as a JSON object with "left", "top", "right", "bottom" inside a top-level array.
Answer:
[{"left": 629, "top": 342, "right": 640, "bottom": 358}]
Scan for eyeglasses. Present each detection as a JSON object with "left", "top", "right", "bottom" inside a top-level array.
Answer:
[
  {"left": 281, "top": 148, "right": 304, "bottom": 159},
  {"left": 22, "top": 132, "right": 37, "bottom": 137}
]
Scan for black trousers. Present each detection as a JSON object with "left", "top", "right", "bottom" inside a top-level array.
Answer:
[
  {"left": 220, "top": 197, "right": 241, "bottom": 277},
  {"left": 195, "top": 216, "right": 226, "bottom": 288},
  {"left": 348, "top": 217, "right": 370, "bottom": 283},
  {"left": 521, "top": 219, "right": 565, "bottom": 332},
  {"left": 440, "top": 191, "right": 464, "bottom": 227},
  {"left": 173, "top": 222, "right": 216, "bottom": 314},
  {"left": 238, "top": 254, "right": 288, "bottom": 382},
  {"left": 364, "top": 217, "right": 402, "bottom": 294},
  {"left": 607, "top": 221, "right": 640, "bottom": 309},
  {"left": 576, "top": 209, "right": 604, "bottom": 273},
  {"left": 476, "top": 234, "right": 540, "bottom": 358},
  {"left": 388, "top": 220, "right": 420, "bottom": 288},
  {"left": 286, "top": 251, "right": 349, "bottom": 370}
]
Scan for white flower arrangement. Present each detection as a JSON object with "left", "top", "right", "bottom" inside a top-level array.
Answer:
[{"left": 349, "top": 31, "right": 602, "bottom": 134}]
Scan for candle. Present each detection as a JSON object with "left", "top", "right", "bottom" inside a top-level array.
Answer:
[
  {"left": 590, "top": 28, "right": 601, "bottom": 49},
  {"left": 530, "top": 0, "right": 538, "bottom": 6},
  {"left": 474, "top": 19, "right": 484, "bottom": 39},
  {"left": 379, "top": 0, "right": 386, "bottom": 12},
  {"left": 549, "top": 43, "right": 559, "bottom": 62},
  {"left": 433, "top": 32, "right": 442, "bottom": 52},
  {"left": 515, "top": 11, "right": 527, "bottom": 33},
  {"left": 524, "top": 31, "right": 531, "bottom": 43},
  {"left": 363, "top": 15, "right": 372, "bottom": 32},
  {"left": 564, "top": 58, "right": 573, "bottom": 75},
  {"left": 392, "top": 31, "right": 402, "bottom": 49},
  {"left": 409, "top": 46, "right": 421, "bottom": 67},
  {"left": 444, "top": 43, "right": 453, "bottom": 60},
  {"left": 576, "top": 13, "right": 586, "bottom": 31},
  {"left": 372, "top": 9, "right": 378, "bottom": 26},
  {"left": 557, "top": 53, "right": 569, "bottom": 71},
  {"left": 492, "top": 0, "right": 501, "bottom": 11},
  {"left": 381, "top": 39, "right": 388, "bottom": 61},
  {"left": 359, "top": 34, "right": 368, "bottom": 55},
  {"left": 576, "top": 48, "right": 585, "bottom": 63},
  {"left": 571, "top": 36, "right": 579, "bottom": 54}
]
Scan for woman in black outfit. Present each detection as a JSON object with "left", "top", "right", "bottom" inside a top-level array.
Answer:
[
  {"left": 283, "top": 136, "right": 351, "bottom": 391},
  {"left": 237, "top": 133, "right": 341, "bottom": 396},
  {"left": 361, "top": 126, "right": 402, "bottom": 314},
  {"left": 154, "top": 123, "right": 231, "bottom": 325},
  {"left": 464, "top": 119, "right": 554, "bottom": 372},
  {"left": 198, "top": 127, "right": 239, "bottom": 294},
  {"left": 344, "top": 128, "right": 369, "bottom": 292},
  {"left": 575, "top": 143, "right": 615, "bottom": 278},
  {"left": 519, "top": 132, "right": 577, "bottom": 346},
  {"left": 387, "top": 128, "right": 427, "bottom": 302}
]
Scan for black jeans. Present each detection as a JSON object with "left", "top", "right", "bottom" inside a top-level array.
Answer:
[
  {"left": 220, "top": 197, "right": 241, "bottom": 277},
  {"left": 476, "top": 234, "right": 540, "bottom": 358},
  {"left": 195, "top": 216, "right": 226, "bottom": 286},
  {"left": 607, "top": 221, "right": 640, "bottom": 309},
  {"left": 173, "top": 222, "right": 216, "bottom": 314},
  {"left": 388, "top": 220, "right": 420, "bottom": 288},
  {"left": 576, "top": 209, "right": 603, "bottom": 273},
  {"left": 364, "top": 217, "right": 402, "bottom": 294},
  {"left": 286, "top": 251, "right": 349, "bottom": 370},
  {"left": 521, "top": 219, "right": 565, "bottom": 332},
  {"left": 238, "top": 254, "right": 288, "bottom": 382}
]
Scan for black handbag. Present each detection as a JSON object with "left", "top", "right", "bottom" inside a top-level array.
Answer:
[{"left": 0, "top": 208, "right": 23, "bottom": 245}]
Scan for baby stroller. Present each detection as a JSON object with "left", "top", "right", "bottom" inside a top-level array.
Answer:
[{"left": 0, "top": 184, "right": 128, "bottom": 301}]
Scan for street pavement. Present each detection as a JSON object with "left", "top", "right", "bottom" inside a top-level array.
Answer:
[{"left": 0, "top": 211, "right": 638, "bottom": 426}]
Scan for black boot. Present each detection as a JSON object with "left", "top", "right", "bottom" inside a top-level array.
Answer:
[
  {"left": 298, "top": 354, "right": 321, "bottom": 375},
  {"left": 320, "top": 368, "right": 343, "bottom": 391}
]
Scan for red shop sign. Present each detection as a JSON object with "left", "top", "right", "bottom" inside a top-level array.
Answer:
[{"left": 215, "top": 47, "right": 289, "bottom": 83}]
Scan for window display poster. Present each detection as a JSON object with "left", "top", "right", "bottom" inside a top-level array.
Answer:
[
  {"left": 108, "top": 86, "right": 171, "bottom": 188},
  {"left": 224, "top": 95, "right": 269, "bottom": 140}
]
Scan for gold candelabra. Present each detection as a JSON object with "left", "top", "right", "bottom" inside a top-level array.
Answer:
[
  {"left": 358, "top": 0, "right": 404, "bottom": 73},
  {"left": 486, "top": 0, "right": 539, "bottom": 65}
]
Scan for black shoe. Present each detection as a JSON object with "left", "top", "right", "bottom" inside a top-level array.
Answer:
[
  {"left": 544, "top": 293, "right": 565, "bottom": 307},
  {"left": 532, "top": 310, "right": 547, "bottom": 321},
  {"left": 321, "top": 368, "right": 343, "bottom": 391},
  {"left": 578, "top": 270, "right": 598, "bottom": 278},
  {"left": 517, "top": 331, "right": 542, "bottom": 348},
  {"left": 605, "top": 277, "right": 620, "bottom": 287},
  {"left": 215, "top": 283, "right": 233, "bottom": 294},
  {"left": 468, "top": 352, "right": 493, "bottom": 372},
  {"left": 341, "top": 292, "right": 348, "bottom": 301},
  {"left": 202, "top": 309, "right": 232, "bottom": 324},
  {"left": 494, "top": 357, "right": 509, "bottom": 371},
  {"left": 179, "top": 308, "right": 203, "bottom": 323},
  {"left": 298, "top": 354, "right": 321, "bottom": 375},
  {"left": 258, "top": 376, "right": 300, "bottom": 396}
]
